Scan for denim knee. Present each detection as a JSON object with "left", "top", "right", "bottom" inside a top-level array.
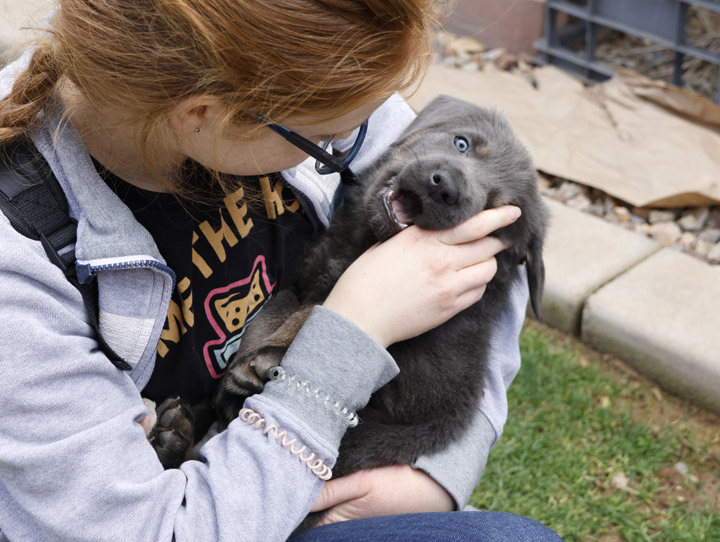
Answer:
[{"left": 288, "top": 511, "right": 563, "bottom": 542}]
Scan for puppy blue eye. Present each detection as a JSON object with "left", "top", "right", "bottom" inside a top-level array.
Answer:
[{"left": 454, "top": 136, "right": 469, "bottom": 153}]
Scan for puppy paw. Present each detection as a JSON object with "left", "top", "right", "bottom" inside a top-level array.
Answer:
[
  {"left": 215, "top": 348, "right": 284, "bottom": 427},
  {"left": 148, "top": 397, "right": 196, "bottom": 469}
]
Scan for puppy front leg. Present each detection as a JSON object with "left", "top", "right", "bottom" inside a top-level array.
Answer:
[
  {"left": 215, "top": 299, "right": 312, "bottom": 428},
  {"left": 147, "top": 397, "right": 197, "bottom": 469}
]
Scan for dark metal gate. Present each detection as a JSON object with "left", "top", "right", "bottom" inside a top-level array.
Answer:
[{"left": 534, "top": 0, "right": 720, "bottom": 102}]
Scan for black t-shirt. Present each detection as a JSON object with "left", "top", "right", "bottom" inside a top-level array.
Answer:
[{"left": 98, "top": 164, "right": 316, "bottom": 404}]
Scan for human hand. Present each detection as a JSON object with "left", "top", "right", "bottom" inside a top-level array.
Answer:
[
  {"left": 322, "top": 205, "right": 521, "bottom": 347},
  {"left": 309, "top": 465, "right": 454, "bottom": 526}
]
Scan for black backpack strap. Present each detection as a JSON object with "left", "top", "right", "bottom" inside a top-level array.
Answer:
[{"left": 0, "top": 140, "right": 131, "bottom": 371}]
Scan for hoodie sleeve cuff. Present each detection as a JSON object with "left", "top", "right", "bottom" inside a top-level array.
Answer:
[
  {"left": 260, "top": 305, "right": 399, "bottom": 450},
  {"left": 412, "top": 409, "right": 497, "bottom": 510}
]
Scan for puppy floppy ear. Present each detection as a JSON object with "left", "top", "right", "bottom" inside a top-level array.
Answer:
[
  {"left": 526, "top": 235, "right": 545, "bottom": 321},
  {"left": 403, "top": 95, "right": 474, "bottom": 137}
]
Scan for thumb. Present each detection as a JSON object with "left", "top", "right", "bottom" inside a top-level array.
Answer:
[{"left": 310, "top": 473, "right": 369, "bottom": 513}]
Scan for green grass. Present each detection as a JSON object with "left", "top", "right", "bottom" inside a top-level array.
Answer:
[{"left": 470, "top": 323, "right": 720, "bottom": 542}]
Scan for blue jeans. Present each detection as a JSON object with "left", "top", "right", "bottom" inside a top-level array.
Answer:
[{"left": 288, "top": 511, "right": 563, "bottom": 541}]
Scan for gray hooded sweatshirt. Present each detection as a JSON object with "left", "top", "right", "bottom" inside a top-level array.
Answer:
[{"left": 0, "top": 54, "right": 527, "bottom": 541}]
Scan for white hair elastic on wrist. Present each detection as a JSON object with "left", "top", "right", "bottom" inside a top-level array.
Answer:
[
  {"left": 266, "top": 366, "right": 359, "bottom": 428},
  {"left": 238, "top": 408, "right": 333, "bottom": 480}
]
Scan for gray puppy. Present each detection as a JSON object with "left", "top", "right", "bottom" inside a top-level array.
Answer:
[{"left": 213, "top": 95, "right": 549, "bottom": 530}]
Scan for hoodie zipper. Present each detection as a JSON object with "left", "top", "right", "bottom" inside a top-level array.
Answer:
[{"left": 76, "top": 258, "right": 177, "bottom": 290}]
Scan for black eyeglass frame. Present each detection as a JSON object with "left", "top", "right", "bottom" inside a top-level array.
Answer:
[{"left": 254, "top": 114, "right": 369, "bottom": 175}]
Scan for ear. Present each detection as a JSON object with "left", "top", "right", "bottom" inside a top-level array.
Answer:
[
  {"left": 403, "top": 95, "right": 475, "bottom": 137},
  {"left": 526, "top": 235, "right": 545, "bottom": 321},
  {"left": 169, "top": 95, "right": 222, "bottom": 134}
]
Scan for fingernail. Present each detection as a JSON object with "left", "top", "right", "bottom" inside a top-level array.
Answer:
[{"left": 510, "top": 206, "right": 522, "bottom": 221}]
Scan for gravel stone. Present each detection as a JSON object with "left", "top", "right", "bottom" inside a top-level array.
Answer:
[
  {"left": 699, "top": 228, "right": 720, "bottom": 244},
  {"left": 649, "top": 210, "right": 677, "bottom": 224},
  {"left": 708, "top": 242, "right": 720, "bottom": 264},
  {"left": 556, "top": 181, "right": 584, "bottom": 203},
  {"left": 566, "top": 193, "right": 593, "bottom": 211},
  {"left": 588, "top": 202, "right": 605, "bottom": 217},
  {"left": 609, "top": 206, "right": 631, "bottom": 223},
  {"left": 680, "top": 232, "right": 698, "bottom": 250},
  {"left": 648, "top": 221, "right": 682, "bottom": 246},
  {"left": 695, "top": 240, "right": 715, "bottom": 257},
  {"left": 678, "top": 208, "right": 709, "bottom": 231}
]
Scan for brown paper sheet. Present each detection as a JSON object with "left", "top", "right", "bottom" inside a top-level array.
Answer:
[{"left": 403, "top": 64, "right": 720, "bottom": 208}]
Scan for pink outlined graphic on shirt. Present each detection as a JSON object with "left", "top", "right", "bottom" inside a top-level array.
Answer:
[{"left": 203, "top": 255, "right": 276, "bottom": 378}]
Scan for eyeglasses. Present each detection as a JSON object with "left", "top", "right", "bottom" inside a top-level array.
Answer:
[{"left": 254, "top": 114, "right": 368, "bottom": 175}]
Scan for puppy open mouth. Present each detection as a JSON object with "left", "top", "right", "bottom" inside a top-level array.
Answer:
[{"left": 381, "top": 180, "right": 423, "bottom": 230}]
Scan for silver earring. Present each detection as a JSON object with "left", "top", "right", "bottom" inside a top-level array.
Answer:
[{"left": 195, "top": 128, "right": 200, "bottom": 133}]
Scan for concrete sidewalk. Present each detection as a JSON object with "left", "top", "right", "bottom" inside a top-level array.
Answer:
[{"left": 2, "top": 6, "right": 719, "bottom": 416}]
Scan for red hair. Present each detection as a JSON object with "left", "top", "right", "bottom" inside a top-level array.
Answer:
[{"left": 1, "top": 0, "right": 442, "bottom": 141}]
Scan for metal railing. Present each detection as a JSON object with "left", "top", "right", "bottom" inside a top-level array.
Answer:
[{"left": 534, "top": 0, "right": 720, "bottom": 102}]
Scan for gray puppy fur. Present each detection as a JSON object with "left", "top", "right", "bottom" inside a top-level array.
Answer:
[{"left": 214, "top": 95, "right": 549, "bottom": 529}]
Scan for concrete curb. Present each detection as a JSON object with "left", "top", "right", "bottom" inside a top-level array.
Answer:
[
  {"left": 581, "top": 249, "right": 720, "bottom": 414},
  {"left": 541, "top": 198, "right": 661, "bottom": 335},
  {"left": 540, "top": 196, "right": 720, "bottom": 415}
]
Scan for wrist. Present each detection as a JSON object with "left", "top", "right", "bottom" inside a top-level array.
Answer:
[
  {"left": 409, "top": 465, "right": 455, "bottom": 512},
  {"left": 321, "top": 296, "right": 391, "bottom": 348}
]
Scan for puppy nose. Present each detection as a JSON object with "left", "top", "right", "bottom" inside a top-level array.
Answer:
[{"left": 428, "top": 171, "right": 460, "bottom": 206}]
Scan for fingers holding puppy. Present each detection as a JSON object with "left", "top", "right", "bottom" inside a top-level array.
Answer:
[
  {"left": 322, "top": 206, "right": 519, "bottom": 348},
  {"left": 445, "top": 234, "right": 508, "bottom": 273},
  {"left": 437, "top": 205, "right": 521, "bottom": 246},
  {"left": 426, "top": 204, "right": 517, "bottom": 301}
]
